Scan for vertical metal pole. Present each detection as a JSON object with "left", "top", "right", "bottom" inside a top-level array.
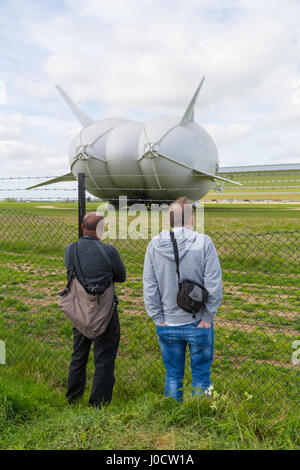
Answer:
[{"left": 78, "top": 173, "right": 86, "bottom": 238}]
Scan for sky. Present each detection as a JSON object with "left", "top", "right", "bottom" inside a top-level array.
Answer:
[{"left": 0, "top": 0, "right": 300, "bottom": 198}]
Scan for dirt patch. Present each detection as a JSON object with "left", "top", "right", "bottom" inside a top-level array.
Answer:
[
  {"left": 155, "top": 431, "right": 175, "bottom": 450},
  {"left": 35, "top": 206, "right": 72, "bottom": 210},
  {"left": 223, "top": 282, "right": 297, "bottom": 311},
  {"left": 214, "top": 317, "right": 296, "bottom": 337},
  {"left": 223, "top": 269, "right": 297, "bottom": 279},
  {"left": 214, "top": 353, "right": 296, "bottom": 369}
]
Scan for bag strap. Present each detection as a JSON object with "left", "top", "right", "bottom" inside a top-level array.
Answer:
[
  {"left": 170, "top": 230, "right": 180, "bottom": 284},
  {"left": 60, "top": 239, "right": 113, "bottom": 296},
  {"left": 75, "top": 242, "right": 89, "bottom": 289},
  {"left": 77, "top": 239, "right": 112, "bottom": 275},
  {"left": 95, "top": 241, "right": 112, "bottom": 268},
  {"left": 59, "top": 242, "right": 77, "bottom": 296},
  {"left": 76, "top": 240, "right": 113, "bottom": 291}
]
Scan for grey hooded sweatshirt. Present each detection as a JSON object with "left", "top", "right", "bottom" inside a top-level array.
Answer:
[{"left": 143, "top": 227, "right": 223, "bottom": 326}]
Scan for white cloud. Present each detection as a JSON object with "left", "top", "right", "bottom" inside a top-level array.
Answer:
[
  {"left": 0, "top": 139, "right": 68, "bottom": 175},
  {"left": 0, "top": 0, "right": 299, "bottom": 187},
  {"left": 205, "top": 123, "right": 252, "bottom": 147},
  {"left": 13, "top": 76, "right": 53, "bottom": 100},
  {"left": 0, "top": 113, "right": 24, "bottom": 139},
  {"left": 22, "top": 0, "right": 299, "bottom": 112},
  {"left": 0, "top": 81, "right": 6, "bottom": 105}
]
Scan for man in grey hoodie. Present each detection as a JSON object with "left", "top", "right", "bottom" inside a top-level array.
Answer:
[{"left": 143, "top": 197, "right": 222, "bottom": 402}]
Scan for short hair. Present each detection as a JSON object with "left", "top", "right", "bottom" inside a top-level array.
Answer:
[
  {"left": 169, "top": 196, "right": 193, "bottom": 228},
  {"left": 83, "top": 212, "right": 104, "bottom": 231}
]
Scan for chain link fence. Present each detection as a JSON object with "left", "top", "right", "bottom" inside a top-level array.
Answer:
[{"left": 0, "top": 207, "right": 299, "bottom": 406}]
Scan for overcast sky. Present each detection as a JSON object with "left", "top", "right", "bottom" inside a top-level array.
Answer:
[{"left": 0, "top": 0, "right": 299, "bottom": 197}]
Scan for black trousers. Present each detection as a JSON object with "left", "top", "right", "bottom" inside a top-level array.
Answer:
[{"left": 66, "top": 307, "right": 120, "bottom": 406}]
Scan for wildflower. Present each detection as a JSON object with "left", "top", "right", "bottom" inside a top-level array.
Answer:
[{"left": 204, "top": 384, "right": 214, "bottom": 398}]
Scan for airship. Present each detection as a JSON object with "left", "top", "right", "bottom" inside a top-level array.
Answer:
[{"left": 29, "top": 77, "right": 240, "bottom": 204}]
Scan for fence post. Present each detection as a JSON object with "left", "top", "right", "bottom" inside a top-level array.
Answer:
[{"left": 78, "top": 173, "right": 86, "bottom": 238}]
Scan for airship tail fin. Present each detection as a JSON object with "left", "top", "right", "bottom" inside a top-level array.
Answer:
[
  {"left": 55, "top": 84, "right": 94, "bottom": 127},
  {"left": 180, "top": 76, "right": 205, "bottom": 125},
  {"left": 26, "top": 172, "right": 76, "bottom": 190}
]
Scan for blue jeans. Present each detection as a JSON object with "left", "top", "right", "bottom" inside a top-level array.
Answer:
[{"left": 156, "top": 321, "right": 214, "bottom": 402}]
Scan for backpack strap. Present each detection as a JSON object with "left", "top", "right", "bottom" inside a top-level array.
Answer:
[{"left": 170, "top": 230, "right": 180, "bottom": 285}]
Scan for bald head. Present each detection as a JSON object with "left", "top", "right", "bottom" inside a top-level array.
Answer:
[{"left": 82, "top": 212, "right": 105, "bottom": 238}]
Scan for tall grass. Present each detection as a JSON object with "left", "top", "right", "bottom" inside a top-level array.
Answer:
[{"left": 0, "top": 368, "right": 298, "bottom": 450}]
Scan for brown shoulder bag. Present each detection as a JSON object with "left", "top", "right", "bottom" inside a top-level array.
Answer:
[{"left": 58, "top": 242, "right": 115, "bottom": 339}]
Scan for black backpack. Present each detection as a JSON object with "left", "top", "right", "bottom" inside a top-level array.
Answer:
[{"left": 170, "top": 231, "right": 208, "bottom": 318}]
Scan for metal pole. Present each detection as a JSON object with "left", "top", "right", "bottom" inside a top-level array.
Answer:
[{"left": 78, "top": 173, "right": 86, "bottom": 238}]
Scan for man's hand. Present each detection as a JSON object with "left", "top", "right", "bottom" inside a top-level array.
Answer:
[
  {"left": 197, "top": 320, "right": 211, "bottom": 328},
  {"left": 159, "top": 322, "right": 167, "bottom": 326}
]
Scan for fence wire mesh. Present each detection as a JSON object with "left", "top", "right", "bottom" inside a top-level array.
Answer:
[{"left": 0, "top": 207, "right": 299, "bottom": 406}]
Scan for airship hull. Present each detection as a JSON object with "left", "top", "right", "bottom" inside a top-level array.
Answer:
[
  {"left": 27, "top": 80, "right": 242, "bottom": 201},
  {"left": 69, "top": 113, "right": 218, "bottom": 203},
  {"left": 71, "top": 156, "right": 214, "bottom": 203}
]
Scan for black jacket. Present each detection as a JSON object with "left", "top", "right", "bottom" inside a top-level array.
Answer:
[{"left": 64, "top": 236, "right": 126, "bottom": 301}]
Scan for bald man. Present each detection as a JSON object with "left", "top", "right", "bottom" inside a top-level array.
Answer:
[{"left": 64, "top": 212, "right": 126, "bottom": 407}]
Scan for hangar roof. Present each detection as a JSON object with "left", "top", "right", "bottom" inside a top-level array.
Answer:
[{"left": 219, "top": 163, "right": 300, "bottom": 173}]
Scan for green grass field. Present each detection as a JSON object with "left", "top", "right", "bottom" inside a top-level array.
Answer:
[
  {"left": 0, "top": 202, "right": 299, "bottom": 450},
  {"left": 0, "top": 200, "right": 299, "bottom": 232}
]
